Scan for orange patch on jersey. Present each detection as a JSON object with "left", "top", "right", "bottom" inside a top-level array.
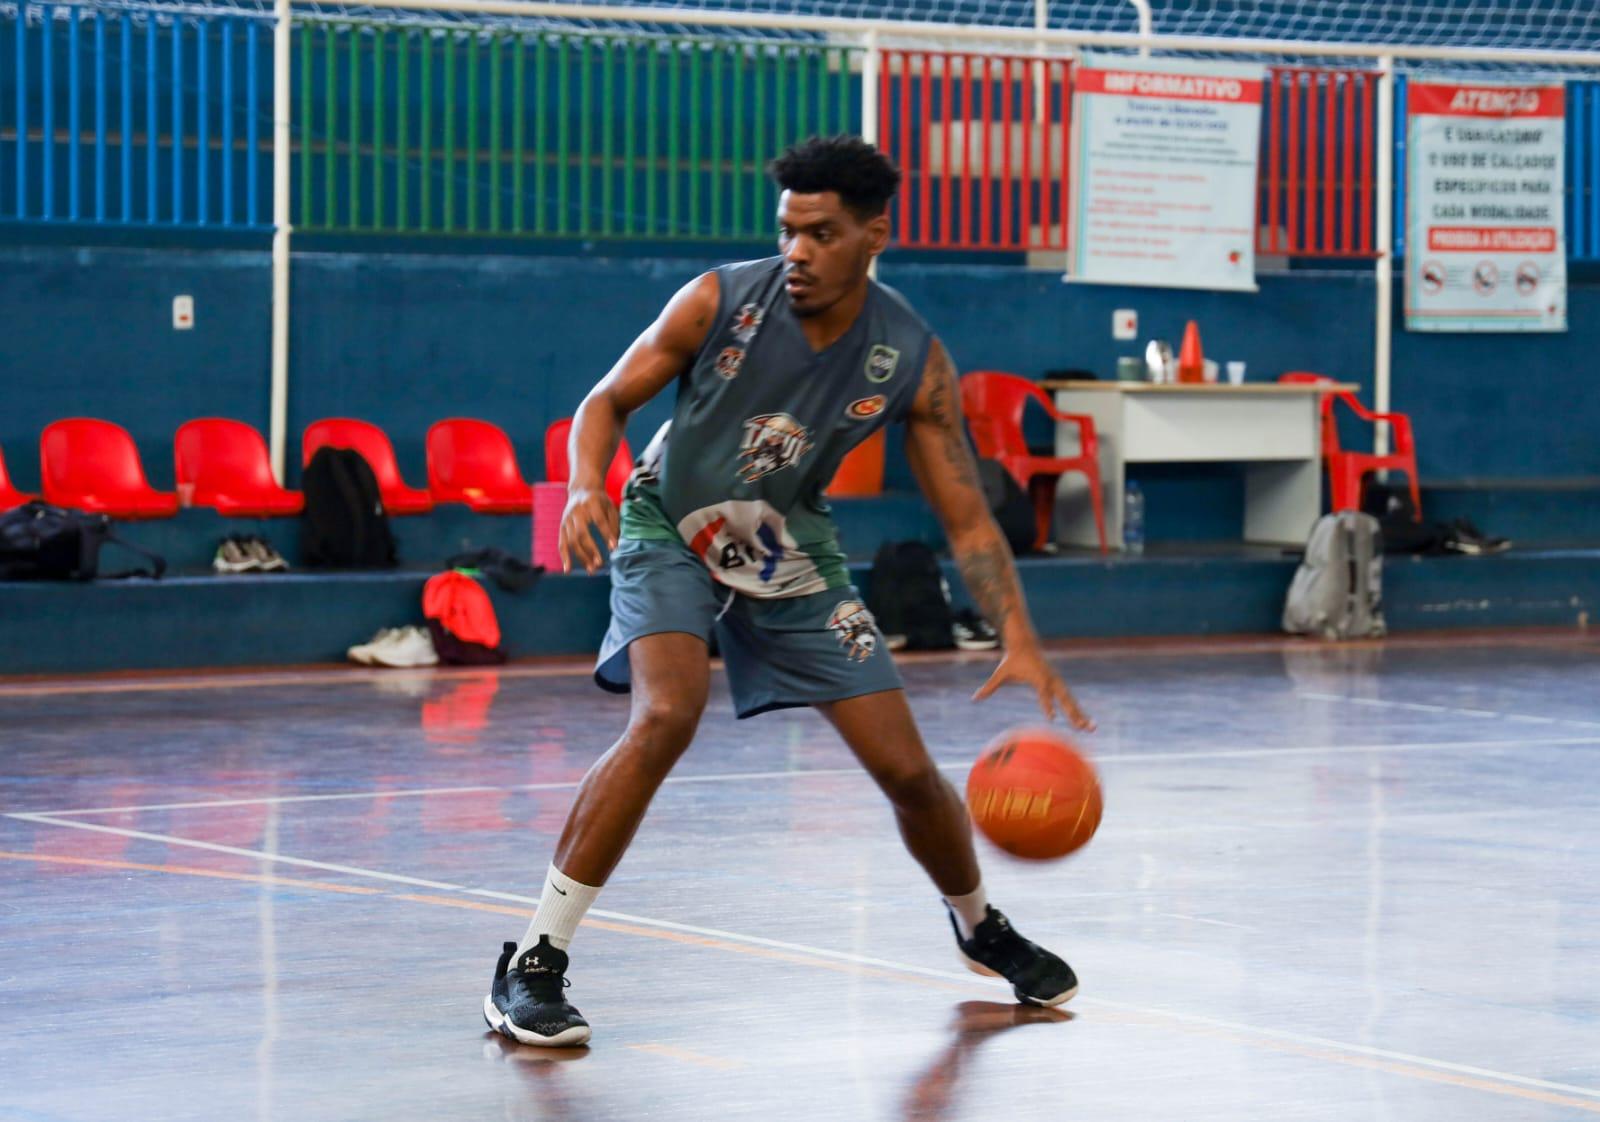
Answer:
[{"left": 847, "top": 395, "right": 887, "bottom": 419}]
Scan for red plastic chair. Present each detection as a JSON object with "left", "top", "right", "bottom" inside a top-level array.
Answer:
[
  {"left": 427, "top": 418, "right": 534, "bottom": 513},
  {"left": 302, "top": 418, "right": 434, "bottom": 514},
  {"left": 960, "top": 371, "right": 1106, "bottom": 553},
  {"left": 544, "top": 418, "right": 634, "bottom": 506},
  {"left": 0, "top": 445, "right": 36, "bottom": 511},
  {"left": 40, "top": 419, "right": 179, "bottom": 518},
  {"left": 175, "top": 419, "right": 304, "bottom": 517},
  {"left": 1280, "top": 373, "right": 1422, "bottom": 518}
]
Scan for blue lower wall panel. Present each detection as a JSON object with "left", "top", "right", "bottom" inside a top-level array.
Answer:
[
  {"left": 0, "top": 569, "right": 613, "bottom": 675},
  {"left": 1383, "top": 550, "right": 1600, "bottom": 631},
  {"left": 112, "top": 505, "right": 534, "bottom": 573},
  {"left": 3, "top": 548, "right": 1594, "bottom": 675}
]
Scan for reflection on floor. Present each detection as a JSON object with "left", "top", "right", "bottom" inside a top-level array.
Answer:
[{"left": 2, "top": 632, "right": 1598, "bottom": 1120}]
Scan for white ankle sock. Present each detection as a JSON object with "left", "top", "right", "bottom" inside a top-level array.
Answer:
[
  {"left": 943, "top": 883, "right": 989, "bottom": 940},
  {"left": 517, "top": 865, "right": 602, "bottom": 956}
]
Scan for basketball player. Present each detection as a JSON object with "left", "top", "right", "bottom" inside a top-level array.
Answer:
[{"left": 485, "top": 136, "right": 1094, "bottom": 1047}]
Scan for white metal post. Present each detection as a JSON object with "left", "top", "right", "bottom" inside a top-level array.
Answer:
[
  {"left": 861, "top": 28, "right": 879, "bottom": 146},
  {"left": 862, "top": 30, "right": 881, "bottom": 278},
  {"left": 1128, "top": 0, "right": 1152, "bottom": 58},
  {"left": 269, "top": 0, "right": 293, "bottom": 483},
  {"left": 1373, "top": 54, "right": 1395, "bottom": 457}
]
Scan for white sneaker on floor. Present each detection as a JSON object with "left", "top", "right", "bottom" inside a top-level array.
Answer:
[
  {"left": 368, "top": 626, "right": 440, "bottom": 668},
  {"left": 347, "top": 627, "right": 402, "bottom": 665}
]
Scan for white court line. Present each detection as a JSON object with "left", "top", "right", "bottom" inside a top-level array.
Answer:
[
  {"left": 15, "top": 735, "right": 1600, "bottom": 818},
  {"left": 1158, "top": 912, "right": 1256, "bottom": 930},
  {"left": 8, "top": 810, "right": 1600, "bottom": 1104},
  {"left": 1298, "top": 691, "right": 1600, "bottom": 730}
]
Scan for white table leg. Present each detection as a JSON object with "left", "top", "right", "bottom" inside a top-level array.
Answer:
[
  {"left": 1053, "top": 393, "right": 1123, "bottom": 550},
  {"left": 1244, "top": 458, "right": 1322, "bottom": 544}
]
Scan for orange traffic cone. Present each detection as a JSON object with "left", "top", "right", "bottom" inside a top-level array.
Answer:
[{"left": 1176, "top": 320, "right": 1205, "bottom": 385}]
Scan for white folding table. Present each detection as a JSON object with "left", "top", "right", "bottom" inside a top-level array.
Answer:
[{"left": 1041, "top": 380, "right": 1357, "bottom": 549}]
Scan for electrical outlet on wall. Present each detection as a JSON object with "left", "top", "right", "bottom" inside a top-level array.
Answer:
[
  {"left": 173, "top": 295, "right": 195, "bottom": 331},
  {"left": 1113, "top": 308, "right": 1137, "bottom": 340}
]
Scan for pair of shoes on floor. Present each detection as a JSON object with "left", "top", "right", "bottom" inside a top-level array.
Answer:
[
  {"left": 213, "top": 534, "right": 288, "bottom": 574},
  {"left": 952, "top": 609, "right": 1000, "bottom": 651},
  {"left": 1443, "top": 517, "right": 1512, "bottom": 556},
  {"left": 482, "top": 907, "right": 1075, "bottom": 1049},
  {"left": 347, "top": 625, "right": 439, "bottom": 668},
  {"left": 883, "top": 610, "right": 999, "bottom": 653}
]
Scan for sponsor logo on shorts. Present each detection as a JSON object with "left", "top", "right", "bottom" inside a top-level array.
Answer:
[
  {"left": 828, "top": 600, "right": 878, "bottom": 662},
  {"left": 738, "top": 413, "right": 813, "bottom": 482},
  {"left": 715, "top": 346, "right": 745, "bottom": 380},
  {"left": 865, "top": 344, "right": 900, "bottom": 383},
  {"left": 676, "top": 501, "right": 826, "bottom": 597},
  {"left": 729, "top": 302, "right": 765, "bottom": 343},
  {"left": 847, "top": 395, "right": 887, "bottom": 419}
]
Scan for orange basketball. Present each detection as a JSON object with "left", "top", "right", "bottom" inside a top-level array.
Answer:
[{"left": 966, "top": 728, "right": 1102, "bottom": 860}]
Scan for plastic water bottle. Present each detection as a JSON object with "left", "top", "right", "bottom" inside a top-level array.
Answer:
[{"left": 1123, "top": 481, "right": 1145, "bottom": 555}]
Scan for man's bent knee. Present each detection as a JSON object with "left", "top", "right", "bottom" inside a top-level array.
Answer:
[
  {"left": 878, "top": 764, "right": 951, "bottom": 812},
  {"left": 623, "top": 701, "right": 703, "bottom": 764}
]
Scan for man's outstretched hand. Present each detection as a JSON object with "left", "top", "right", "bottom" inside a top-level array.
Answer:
[{"left": 972, "top": 645, "right": 1095, "bottom": 732}]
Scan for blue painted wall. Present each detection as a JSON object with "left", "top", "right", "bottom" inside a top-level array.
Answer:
[{"left": 3, "top": 245, "right": 1597, "bottom": 511}]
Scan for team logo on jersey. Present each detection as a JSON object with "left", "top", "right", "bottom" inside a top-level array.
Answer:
[
  {"left": 865, "top": 344, "right": 900, "bottom": 383},
  {"left": 827, "top": 600, "right": 878, "bottom": 662},
  {"left": 730, "top": 302, "right": 765, "bottom": 343},
  {"left": 738, "top": 413, "right": 813, "bottom": 482},
  {"left": 715, "top": 346, "right": 745, "bottom": 380},
  {"left": 847, "top": 395, "right": 887, "bottom": 420}
]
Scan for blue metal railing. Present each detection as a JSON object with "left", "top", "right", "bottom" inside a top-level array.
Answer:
[
  {"left": 6, "top": 6, "right": 1600, "bottom": 258},
  {"left": 2, "top": 3, "right": 271, "bottom": 227}
]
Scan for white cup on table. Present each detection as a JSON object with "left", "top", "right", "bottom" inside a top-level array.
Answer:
[{"left": 1226, "top": 361, "right": 1246, "bottom": 386}]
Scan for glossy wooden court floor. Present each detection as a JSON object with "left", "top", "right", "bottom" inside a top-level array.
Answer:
[{"left": 3, "top": 633, "right": 1598, "bottom": 1121}]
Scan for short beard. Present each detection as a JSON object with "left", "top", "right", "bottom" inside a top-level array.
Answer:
[{"left": 788, "top": 293, "right": 826, "bottom": 319}]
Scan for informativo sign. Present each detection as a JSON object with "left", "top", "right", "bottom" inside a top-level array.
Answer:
[
  {"left": 1068, "top": 55, "right": 1265, "bottom": 292},
  {"left": 1405, "top": 80, "right": 1566, "bottom": 332}
]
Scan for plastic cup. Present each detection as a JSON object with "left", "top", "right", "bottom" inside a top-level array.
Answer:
[{"left": 1226, "top": 361, "right": 1246, "bottom": 386}]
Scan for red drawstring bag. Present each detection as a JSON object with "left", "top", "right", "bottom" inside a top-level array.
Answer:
[{"left": 423, "top": 571, "right": 506, "bottom": 664}]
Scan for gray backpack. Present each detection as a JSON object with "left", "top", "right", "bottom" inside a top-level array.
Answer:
[{"left": 1282, "top": 512, "right": 1387, "bottom": 640}]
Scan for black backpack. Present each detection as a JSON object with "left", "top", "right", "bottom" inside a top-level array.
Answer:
[
  {"left": 0, "top": 501, "right": 166, "bottom": 580},
  {"left": 1361, "top": 482, "right": 1449, "bottom": 555},
  {"left": 301, "top": 447, "right": 397, "bottom": 568},
  {"left": 866, "top": 541, "right": 954, "bottom": 651},
  {"left": 977, "top": 458, "right": 1035, "bottom": 556}
]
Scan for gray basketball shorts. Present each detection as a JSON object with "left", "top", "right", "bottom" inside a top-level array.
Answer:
[{"left": 594, "top": 538, "right": 903, "bottom": 719}]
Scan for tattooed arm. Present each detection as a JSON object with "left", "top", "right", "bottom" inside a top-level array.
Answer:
[{"left": 903, "top": 338, "right": 1094, "bottom": 730}]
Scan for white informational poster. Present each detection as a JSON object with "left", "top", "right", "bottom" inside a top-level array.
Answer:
[
  {"left": 1405, "top": 80, "right": 1566, "bottom": 332},
  {"left": 1068, "top": 55, "right": 1265, "bottom": 291}
]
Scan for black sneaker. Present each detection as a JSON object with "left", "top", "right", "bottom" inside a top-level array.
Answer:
[
  {"left": 951, "top": 906, "right": 1078, "bottom": 1007},
  {"left": 482, "top": 938, "right": 591, "bottom": 1047},
  {"left": 1446, "top": 518, "right": 1511, "bottom": 555},
  {"left": 952, "top": 609, "right": 1000, "bottom": 651}
]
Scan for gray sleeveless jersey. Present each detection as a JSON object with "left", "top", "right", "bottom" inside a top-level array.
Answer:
[{"left": 620, "top": 256, "right": 933, "bottom": 599}]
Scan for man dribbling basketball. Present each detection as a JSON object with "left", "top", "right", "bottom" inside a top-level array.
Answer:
[{"left": 484, "top": 136, "right": 1095, "bottom": 1048}]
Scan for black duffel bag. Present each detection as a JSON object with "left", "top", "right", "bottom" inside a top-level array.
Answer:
[{"left": 0, "top": 501, "right": 166, "bottom": 580}]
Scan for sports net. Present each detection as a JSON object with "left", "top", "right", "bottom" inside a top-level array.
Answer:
[
  {"left": 304, "top": 0, "right": 1600, "bottom": 52},
  {"left": 12, "top": 0, "right": 1600, "bottom": 71}
]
